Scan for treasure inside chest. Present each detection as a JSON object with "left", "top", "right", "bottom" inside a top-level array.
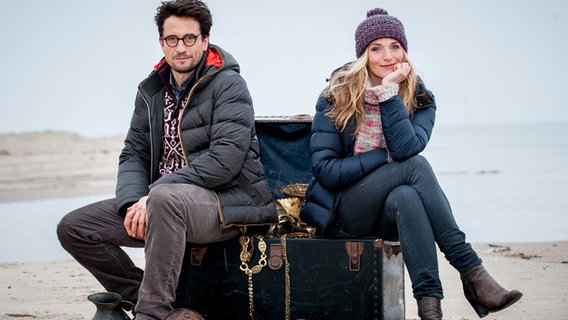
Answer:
[{"left": 175, "top": 116, "right": 405, "bottom": 320}]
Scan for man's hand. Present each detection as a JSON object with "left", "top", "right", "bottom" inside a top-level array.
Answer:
[{"left": 124, "top": 196, "right": 149, "bottom": 240}]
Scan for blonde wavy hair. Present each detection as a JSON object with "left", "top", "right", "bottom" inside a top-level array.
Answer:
[{"left": 326, "top": 49, "right": 417, "bottom": 132}]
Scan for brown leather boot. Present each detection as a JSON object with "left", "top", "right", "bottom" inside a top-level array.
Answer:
[
  {"left": 163, "top": 308, "right": 204, "bottom": 320},
  {"left": 417, "top": 296, "right": 443, "bottom": 320},
  {"left": 460, "top": 265, "right": 522, "bottom": 317}
]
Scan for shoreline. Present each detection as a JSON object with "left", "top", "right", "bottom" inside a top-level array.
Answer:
[{"left": 0, "top": 131, "right": 123, "bottom": 204}]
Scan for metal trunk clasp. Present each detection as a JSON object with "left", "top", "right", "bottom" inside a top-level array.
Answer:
[{"left": 345, "top": 241, "right": 364, "bottom": 272}]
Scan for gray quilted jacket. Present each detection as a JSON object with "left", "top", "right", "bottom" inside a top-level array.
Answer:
[{"left": 116, "top": 44, "right": 277, "bottom": 228}]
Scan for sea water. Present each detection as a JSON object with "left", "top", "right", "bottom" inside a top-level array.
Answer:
[
  {"left": 0, "top": 123, "right": 566, "bottom": 262},
  {"left": 422, "top": 122, "right": 568, "bottom": 244}
]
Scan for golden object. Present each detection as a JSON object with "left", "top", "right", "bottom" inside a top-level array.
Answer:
[
  {"left": 281, "top": 183, "right": 309, "bottom": 198},
  {"left": 272, "top": 198, "right": 317, "bottom": 237},
  {"left": 276, "top": 197, "right": 302, "bottom": 217},
  {"left": 282, "top": 235, "right": 291, "bottom": 320},
  {"left": 239, "top": 235, "right": 267, "bottom": 319}
]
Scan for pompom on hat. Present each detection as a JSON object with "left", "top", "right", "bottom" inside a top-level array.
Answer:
[{"left": 355, "top": 8, "right": 408, "bottom": 58}]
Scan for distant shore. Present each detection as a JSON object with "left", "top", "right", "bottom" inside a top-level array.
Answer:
[{"left": 0, "top": 131, "right": 124, "bottom": 203}]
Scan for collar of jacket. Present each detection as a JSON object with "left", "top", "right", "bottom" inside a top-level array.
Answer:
[
  {"left": 141, "top": 44, "right": 230, "bottom": 98},
  {"left": 152, "top": 46, "right": 223, "bottom": 71}
]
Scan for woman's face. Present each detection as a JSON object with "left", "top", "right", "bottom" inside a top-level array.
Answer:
[{"left": 366, "top": 38, "right": 405, "bottom": 85}]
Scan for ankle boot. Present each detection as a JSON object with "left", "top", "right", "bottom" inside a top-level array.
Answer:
[
  {"left": 417, "top": 296, "right": 443, "bottom": 320},
  {"left": 460, "top": 265, "right": 522, "bottom": 318}
]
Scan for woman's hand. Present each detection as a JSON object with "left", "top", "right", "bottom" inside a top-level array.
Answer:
[
  {"left": 124, "top": 196, "right": 149, "bottom": 240},
  {"left": 382, "top": 62, "right": 411, "bottom": 85}
]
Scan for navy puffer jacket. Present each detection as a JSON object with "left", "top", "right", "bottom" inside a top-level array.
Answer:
[
  {"left": 300, "top": 76, "right": 436, "bottom": 232},
  {"left": 116, "top": 44, "right": 277, "bottom": 228}
]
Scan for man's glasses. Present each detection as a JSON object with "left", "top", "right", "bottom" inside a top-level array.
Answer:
[{"left": 162, "top": 34, "right": 201, "bottom": 48}]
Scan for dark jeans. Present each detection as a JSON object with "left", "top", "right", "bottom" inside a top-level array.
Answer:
[
  {"left": 327, "top": 155, "right": 482, "bottom": 299},
  {"left": 56, "top": 184, "right": 238, "bottom": 320}
]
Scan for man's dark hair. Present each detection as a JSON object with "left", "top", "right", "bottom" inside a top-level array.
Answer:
[{"left": 155, "top": 0, "right": 213, "bottom": 37}]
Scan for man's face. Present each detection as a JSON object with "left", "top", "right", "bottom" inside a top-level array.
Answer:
[{"left": 160, "top": 16, "right": 209, "bottom": 75}]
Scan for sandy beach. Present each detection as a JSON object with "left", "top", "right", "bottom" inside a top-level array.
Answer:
[
  {"left": 1, "top": 131, "right": 567, "bottom": 319},
  {"left": 0, "top": 131, "right": 124, "bottom": 203}
]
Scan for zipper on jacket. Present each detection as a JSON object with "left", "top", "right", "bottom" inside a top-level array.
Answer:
[
  {"left": 213, "top": 192, "right": 226, "bottom": 230},
  {"left": 176, "top": 68, "right": 221, "bottom": 163},
  {"left": 176, "top": 60, "right": 224, "bottom": 225},
  {"left": 139, "top": 91, "right": 155, "bottom": 183}
]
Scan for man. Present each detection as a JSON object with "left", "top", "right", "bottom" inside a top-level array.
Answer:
[{"left": 57, "top": 1, "right": 277, "bottom": 319}]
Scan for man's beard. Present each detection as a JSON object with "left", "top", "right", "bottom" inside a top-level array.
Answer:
[
  {"left": 171, "top": 54, "right": 198, "bottom": 74},
  {"left": 171, "top": 63, "right": 196, "bottom": 74}
]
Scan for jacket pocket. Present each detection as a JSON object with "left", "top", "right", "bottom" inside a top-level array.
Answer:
[{"left": 300, "top": 177, "right": 338, "bottom": 234}]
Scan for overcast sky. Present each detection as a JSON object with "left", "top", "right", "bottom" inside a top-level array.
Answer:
[{"left": 1, "top": 0, "right": 567, "bottom": 137}]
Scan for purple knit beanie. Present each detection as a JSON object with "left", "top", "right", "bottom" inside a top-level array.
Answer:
[{"left": 355, "top": 8, "right": 407, "bottom": 58}]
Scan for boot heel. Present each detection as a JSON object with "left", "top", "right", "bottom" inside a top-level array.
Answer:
[{"left": 466, "top": 298, "right": 489, "bottom": 318}]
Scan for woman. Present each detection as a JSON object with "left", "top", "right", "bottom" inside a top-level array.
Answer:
[{"left": 300, "top": 8, "right": 522, "bottom": 319}]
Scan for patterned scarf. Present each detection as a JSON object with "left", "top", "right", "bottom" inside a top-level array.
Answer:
[
  {"left": 353, "top": 83, "right": 398, "bottom": 161},
  {"left": 158, "top": 91, "right": 190, "bottom": 177}
]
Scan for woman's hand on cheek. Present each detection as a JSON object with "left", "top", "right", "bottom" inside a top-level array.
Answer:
[{"left": 382, "top": 63, "right": 411, "bottom": 85}]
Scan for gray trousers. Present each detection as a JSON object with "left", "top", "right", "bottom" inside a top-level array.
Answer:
[{"left": 57, "top": 184, "right": 239, "bottom": 320}]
